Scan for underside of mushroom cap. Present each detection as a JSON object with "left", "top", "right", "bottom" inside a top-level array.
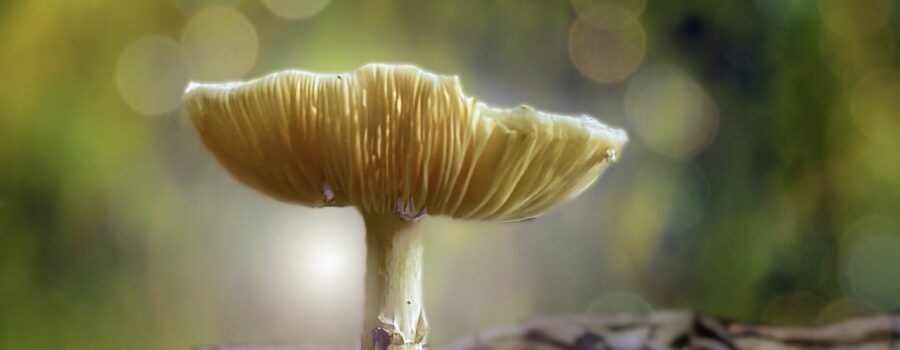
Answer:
[{"left": 184, "top": 63, "right": 627, "bottom": 221}]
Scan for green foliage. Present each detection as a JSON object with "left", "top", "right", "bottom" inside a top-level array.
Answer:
[{"left": 1, "top": 0, "right": 898, "bottom": 348}]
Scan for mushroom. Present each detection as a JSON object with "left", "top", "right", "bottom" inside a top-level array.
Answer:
[{"left": 183, "top": 63, "right": 627, "bottom": 350}]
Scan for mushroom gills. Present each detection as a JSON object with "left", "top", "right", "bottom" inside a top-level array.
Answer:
[{"left": 183, "top": 63, "right": 628, "bottom": 221}]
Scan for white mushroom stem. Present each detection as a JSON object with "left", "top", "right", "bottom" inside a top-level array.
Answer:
[{"left": 362, "top": 212, "right": 427, "bottom": 350}]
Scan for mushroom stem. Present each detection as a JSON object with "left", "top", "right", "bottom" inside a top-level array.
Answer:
[{"left": 361, "top": 211, "right": 427, "bottom": 350}]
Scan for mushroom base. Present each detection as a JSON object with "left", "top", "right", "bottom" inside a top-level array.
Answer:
[{"left": 362, "top": 212, "right": 427, "bottom": 350}]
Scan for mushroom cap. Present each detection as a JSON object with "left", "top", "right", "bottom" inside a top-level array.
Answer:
[{"left": 184, "top": 64, "right": 627, "bottom": 221}]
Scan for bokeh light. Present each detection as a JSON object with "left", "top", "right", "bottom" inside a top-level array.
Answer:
[
  {"left": 571, "top": 0, "right": 647, "bottom": 29},
  {"left": 262, "top": 0, "right": 332, "bottom": 20},
  {"left": 115, "top": 35, "right": 190, "bottom": 116},
  {"left": 842, "top": 216, "right": 900, "bottom": 311},
  {"left": 269, "top": 207, "right": 365, "bottom": 301},
  {"left": 625, "top": 64, "right": 718, "bottom": 158},
  {"left": 181, "top": 6, "right": 258, "bottom": 81},
  {"left": 819, "top": 0, "right": 893, "bottom": 39},
  {"left": 820, "top": 27, "right": 896, "bottom": 82},
  {"left": 849, "top": 69, "right": 900, "bottom": 145},
  {"left": 172, "top": 0, "right": 239, "bottom": 16},
  {"left": 7, "top": 1, "right": 900, "bottom": 348},
  {"left": 568, "top": 8, "right": 645, "bottom": 83},
  {"left": 260, "top": 207, "right": 366, "bottom": 339}
]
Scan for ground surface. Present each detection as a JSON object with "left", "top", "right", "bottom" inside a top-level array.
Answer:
[{"left": 199, "top": 311, "right": 900, "bottom": 350}]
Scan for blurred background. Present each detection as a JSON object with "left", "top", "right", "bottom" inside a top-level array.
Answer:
[{"left": 2, "top": 0, "right": 900, "bottom": 348}]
